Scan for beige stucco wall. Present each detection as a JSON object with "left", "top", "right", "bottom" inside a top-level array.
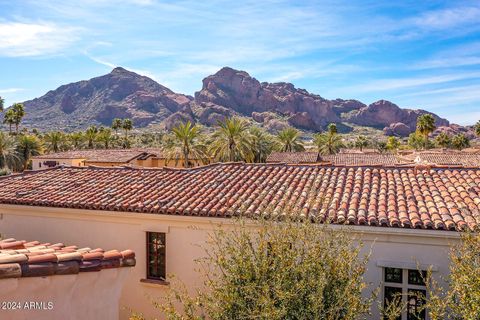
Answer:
[
  {"left": 32, "top": 158, "right": 85, "bottom": 170},
  {"left": 0, "top": 266, "right": 130, "bottom": 320},
  {"left": 0, "top": 205, "right": 459, "bottom": 320}
]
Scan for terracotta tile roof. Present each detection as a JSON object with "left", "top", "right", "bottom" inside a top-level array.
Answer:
[
  {"left": 266, "top": 152, "right": 320, "bottom": 164},
  {"left": 0, "top": 238, "right": 135, "bottom": 279},
  {"left": 320, "top": 153, "right": 404, "bottom": 166},
  {"left": 414, "top": 153, "right": 480, "bottom": 167},
  {"left": 33, "top": 148, "right": 164, "bottom": 163},
  {"left": 1, "top": 163, "right": 480, "bottom": 231}
]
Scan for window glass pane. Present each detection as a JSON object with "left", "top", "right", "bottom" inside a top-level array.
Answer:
[
  {"left": 407, "top": 289, "right": 426, "bottom": 320},
  {"left": 383, "top": 286, "right": 402, "bottom": 320},
  {"left": 408, "top": 270, "right": 426, "bottom": 286},
  {"left": 147, "top": 232, "right": 166, "bottom": 280},
  {"left": 385, "top": 267, "right": 403, "bottom": 283}
]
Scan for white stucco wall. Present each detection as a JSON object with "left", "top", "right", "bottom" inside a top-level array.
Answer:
[
  {"left": 0, "top": 205, "right": 459, "bottom": 320},
  {"left": 0, "top": 267, "right": 130, "bottom": 320}
]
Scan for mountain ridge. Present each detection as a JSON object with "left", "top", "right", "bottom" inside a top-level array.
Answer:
[{"left": 12, "top": 66, "right": 468, "bottom": 138}]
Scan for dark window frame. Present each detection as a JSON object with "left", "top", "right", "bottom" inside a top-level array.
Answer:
[{"left": 146, "top": 232, "right": 166, "bottom": 280}]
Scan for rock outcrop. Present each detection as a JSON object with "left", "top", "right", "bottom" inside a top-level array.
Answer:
[
  {"left": 20, "top": 67, "right": 192, "bottom": 131},
  {"left": 344, "top": 100, "right": 449, "bottom": 135},
  {"left": 16, "top": 66, "right": 458, "bottom": 137},
  {"left": 194, "top": 67, "right": 339, "bottom": 131}
]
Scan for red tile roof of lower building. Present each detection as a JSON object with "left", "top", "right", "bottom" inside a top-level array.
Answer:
[
  {"left": 32, "top": 148, "right": 164, "bottom": 163},
  {"left": 266, "top": 152, "right": 320, "bottom": 164},
  {"left": 413, "top": 153, "right": 480, "bottom": 167},
  {"left": 0, "top": 238, "right": 135, "bottom": 279},
  {"left": 0, "top": 163, "right": 480, "bottom": 231},
  {"left": 320, "top": 153, "right": 404, "bottom": 166}
]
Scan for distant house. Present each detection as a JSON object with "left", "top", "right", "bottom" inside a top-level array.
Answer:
[
  {"left": 0, "top": 237, "right": 135, "bottom": 320},
  {"left": 267, "top": 151, "right": 410, "bottom": 166},
  {"left": 31, "top": 148, "right": 203, "bottom": 170},
  {"left": 410, "top": 152, "right": 480, "bottom": 167},
  {"left": 0, "top": 163, "right": 475, "bottom": 319},
  {"left": 266, "top": 151, "right": 320, "bottom": 164}
]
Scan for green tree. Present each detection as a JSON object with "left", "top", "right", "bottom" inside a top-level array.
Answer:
[
  {"left": 44, "top": 131, "right": 65, "bottom": 153},
  {"left": 0, "top": 96, "right": 4, "bottom": 112},
  {"left": 386, "top": 136, "right": 400, "bottom": 153},
  {"left": 69, "top": 132, "right": 84, "bottom": 150},
  {"left": 249, "top": 126, "right": 275, "bottom": 163},
  {"left": 11, "top": 103, "right": 25, "bottom": 134},
  {"left": 16, "top": 134, "right": 43, "bottom": 171},
  {"left": 209, "top": 117, "right": 253, "bottom": 162},
  {"left": 85, "top": 126, "right": 98, "bottom": 149},
  {"left": 435, "top": 132, "right": 451, "bottom": 149},
  {"left": 417, "top": 232, "right": 480, "bottom": 320},
  {"left": 97, "top": 128, "right": 115, "bottom": 149},
  {"left": 0, "top": 132, "right": 19, "bottom": 171},
  {"left": 313, "top": 124, "right": 344, "bottom": 155},
  {"left": 355, "top": 135, "right": 369, "bottom": 151},
  {"left": 475, "top": 120, "right": 480, "bottom": 137},
  {"left": 276, "top": 127, "right": 305, "bottom": 152},
  {"left": 375, "top": 140, "right": 388, "bottom": 154},
  {"left": 451, "top": 133, "right": 470, "bottom": 150},
  {"left": 3, "top": 109, "right": 15, "bottom": 134},
  {"left": 164, "top": 121, "right": 208, "bottom": 168},
  {"left": 112, "top": 118, "right": 123, "bottom": 135},
  {"left": 132, "top": 218, "right": 374, "bottom": 320},
  {"left": 123, "top": 118, "right": 133, "bottom": 138},
  {"left": 416, "top": 114, "right": 436, "bottom": 149},
  {"left": 408, "top": 132, "right": 433, "bottom": 150}
]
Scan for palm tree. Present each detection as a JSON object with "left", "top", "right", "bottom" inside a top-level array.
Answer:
[
  {"left": 97, "top": 128, "right": 114, "bottom": 149},
  {"left": 327, "top": 123, "right": 338, "bottom": 135},
  {"left": 123, "top": 119, "right": 133, "bottom": 138},
  {"left": 3, "top": 109, "right": 15, "bottom": 134},
  {"left": 44, "top": 131, "right": 65, "bottom": 153},
  {"left": 249, "top": 126, "right": 275, "bottom": 163},
  {"left": 69, "top": 132, "right": 84, "bottom": 149},
  {"left": 313, "top": 123, "right": 344, "bottom": 155},
  {"left": 416, "top": 114, "right": 436, "bottom": 149},
  {"left": 452, "top": 134, "right": 470, "bottom": 150},
  {"left": 0, "top": 132, "right": 19, "bottom": 171},
  {"left": 475, "top": 120, "right": 480, "bottom": 137},
  {"left": 11, "top": 103, "right": 25, "bottom": 134},
  {"left": 209, "top": 117, "right": 253, "bottom": 162},
  {"left": 16, "top": 134, "right": 43, "bottom": 171},
  {"left": 112, "top": 118, "right": 123, "bottom": 135},
  {"left": 0, "top": 96, "right": 4, "bottom": 112},
  {"left": 85, "top": 126, "right": 98, "bottom": 149},
  {"left": 386, "top": 136, "right": 400, "bottom": 153},
  {"left": 276, "top": 127, "right": 305, "bottom": 152},
  {"left": 355, "top": 135, "right": 369, "bottom": 151},
  {"left": 435, "top": 132, "right": 451, "bottom": 149},
  {"left": 164, "top": 121, "right": 208, "bottom": 168}
]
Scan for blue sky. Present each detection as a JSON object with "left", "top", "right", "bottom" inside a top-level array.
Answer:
[{"left": 1, "top": 1, "right": 480, "bottom": 125}]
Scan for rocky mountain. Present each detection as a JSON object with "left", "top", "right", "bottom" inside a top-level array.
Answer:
[
  {"left": 20, "top": 67, "right": 192, "bottom": 131},
  {"left": 16, "top": 66, "right": 462, "bottom": 137}
]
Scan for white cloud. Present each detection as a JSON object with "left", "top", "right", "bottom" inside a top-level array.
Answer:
[
  {"left": 343, "top": 72, "right": 480, "bottom": 93},
  {"left": 413, "top": 5, "right": 480, "bottom": 30},
  {"left": 0, "top": 88, "right": 24, "bottom": 94},
  {"left": 86, "top": 54, "right": 160, "bottom": 83},
  {"left": 87, "top": 55, "right": 117, "bottom": 69},
  {"left": 0, "top": 21, "right": 80, "bottom": 57}
]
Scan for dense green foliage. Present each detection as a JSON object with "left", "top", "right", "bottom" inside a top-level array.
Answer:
[
  {"left": 0, "top": 104, "right": 479, "bottom": 173},
  {"left": 313, "top": 123, "right": 344, "bottom": 155},
  {"left": 276, "top": 127, "right": 305, "bottom": 152},
  {"left": 131, "top": 218, "right": 374, "bottom": 320}
]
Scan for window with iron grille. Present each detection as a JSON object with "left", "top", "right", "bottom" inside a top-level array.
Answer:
[
  {"left": 146, "top": 232, "right": 166, "bottom": 280},
  {"left": 383, "top": 267, "right": 427, "bottom": 320}
]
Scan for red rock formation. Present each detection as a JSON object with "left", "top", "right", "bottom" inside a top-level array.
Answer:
[{"left": 194, "top": 67, "right": 339, "bottom": 131}]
